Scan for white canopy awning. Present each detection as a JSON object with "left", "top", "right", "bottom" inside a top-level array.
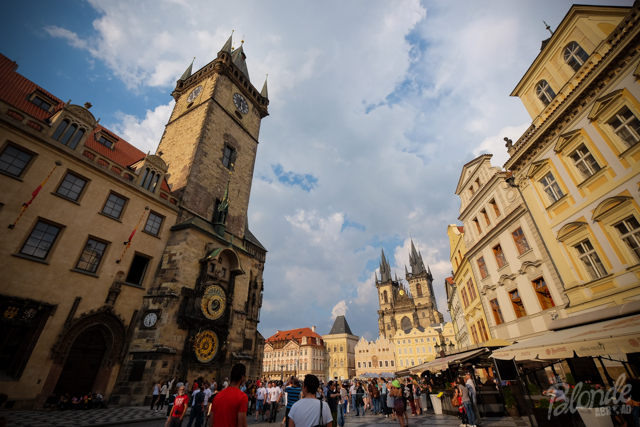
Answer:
[
  {"left": 409, "top": 348, "right": 487, "bottom": 375},
  {"left": 491, "top": 313, "right": 640, "bottom": 361}
]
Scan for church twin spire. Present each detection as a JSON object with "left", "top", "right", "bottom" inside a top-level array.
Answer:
[{"left": 376, "top": 238, "right": 432, "bottom": 284}]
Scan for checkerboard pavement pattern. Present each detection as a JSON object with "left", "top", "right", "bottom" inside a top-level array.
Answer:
[
  {"left": 327, "top": 412, "right": 532, "bottom": 427},
  {"left": 4, "top": 406, "right": 166, "bottom": 427}
]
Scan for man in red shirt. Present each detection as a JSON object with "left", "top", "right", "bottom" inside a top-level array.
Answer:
[
  {"left": 211, "top": 363, "right": 248, "bottom": 427},
  {"left": 166, "top": 385, "right": 188, "bottom": 427}
]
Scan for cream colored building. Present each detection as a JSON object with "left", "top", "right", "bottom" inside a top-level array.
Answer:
[
  {"left": 0, "top": 54, "right": 179, "bottom": 409},
  {"left": 393, "top": 323, "right": 456, "bottom": 370},
  {"left": 324, "top": 316, "right": 358, "bottom": 380},
  {"left": 354, "top": 336, "right": 396, "bottom": 376},
  {"left": 445, "top": 276, "right": 470, "bottom": 347},
  {"left": 505, "top": 4, "right": 640, "bottom": 315},
  {"left": 455, "top": 155, "right": 567, "bottom": 342},
  {"left": 263, "top": 327, "right": 325, "bottom": 381}
]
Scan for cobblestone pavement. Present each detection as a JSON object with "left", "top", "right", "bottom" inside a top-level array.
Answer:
[
  {"left": 4, "top": 406, "right": 165, "bottom": 427},
  {"left": 3, "top": 406, "right": 532, "bottom": 427}
]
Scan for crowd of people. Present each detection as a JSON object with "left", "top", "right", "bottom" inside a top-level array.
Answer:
[
  {"left": 152, "top": 363, "right": 482, "bottom": 427},
  {"left": 42, "top": 392, "right": 105, "bottom": 410}
]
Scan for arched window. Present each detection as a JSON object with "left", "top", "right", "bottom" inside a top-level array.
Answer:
[
  {"left": 401, "top": 316, "right": 412, "bottom": 331},
  {"left": 536, "top": 80, "right": 556, "bottom": 106},
  {"left": 59, "top": 124, "right": 78, "bottom": 146},
  {"left": 52, "top": 120, "right": 70, "bottom": 141},
  {"left": 564, "top": 41, "right": 589, "bottom": 72},
  {"left": 383, "top": 290, "right": 388, "bottom": 303},
  {"left": 416, "top": 284, "right": 423, "bottom": 297},
  {"left": 390, "top": 360, "right": 394, "bottom": 367},
  {"left": 340, "top": 359, "right": 344, "bottom": 367},
  {"left": 357, "top": 362, "right": 361, "bottom": 368}
]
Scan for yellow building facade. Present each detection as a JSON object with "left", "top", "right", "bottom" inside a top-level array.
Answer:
[
  {"left": 393, "top": 323, "right": 456, "bottom": 370},
  {"left": 323, "top": 316, "right": 358, "bottom": 380},
  {"left": 447, "top": 224, "right": 490, "bottom": 346},
  {"left": 354, "top": 336, "right": 396, "bottom": 377},
  {"left": 262, "top": 327, "right": 325, "bottom": 381},
  {"left": 505, "top": 4, "right": 640, "bottom": 315}
]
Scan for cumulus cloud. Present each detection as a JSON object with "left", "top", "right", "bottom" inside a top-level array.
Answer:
[
  {"left": 331, "top": 300, "right": 348, "bottom": 320},
  {"left": 473, "top": 123, "right": 533, "bottom": 168},
  {"left": 43, "top": 0, "right": 593, "bottom": 340}
]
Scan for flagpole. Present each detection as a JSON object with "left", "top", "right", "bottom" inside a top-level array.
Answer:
[
  {"left": 8, "top": 161, "right": 62, "bottom": 229},
  {"left": 116, "top": 206, "right": 150, "bottom": 264}
]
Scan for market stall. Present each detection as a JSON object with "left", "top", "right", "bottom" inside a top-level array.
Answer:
[{"left": 491, "top": 305, "right": 640, "bottom": 427}]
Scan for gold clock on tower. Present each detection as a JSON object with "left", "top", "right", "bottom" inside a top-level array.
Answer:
[{"left": 194, "top": 330, "right": 219, "bottom": 363}]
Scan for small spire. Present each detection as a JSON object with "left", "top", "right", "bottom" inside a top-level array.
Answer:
[
  {"left": 405, "top": 264, "right": 409, "bottom": 277},
  {"left": 261, "top": 74, "right": 269, "bottom": 98},
  {"left": 375, "top": 270, "right": 379, "bottom": 283},
  {"left": 543, "top": 21, "right": 554, "bottom": 36},
  {"left": 180, "top": 57, "right": 195, "bottom": 81},
  {"left": 221, "top": 31, "right": 233, "bottom": 53}
]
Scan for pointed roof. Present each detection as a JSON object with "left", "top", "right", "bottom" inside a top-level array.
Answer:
[
  {"left": 329, "top": 315, "right": 354, "bottom": 335},
  {"left": 261, "top": 76, "right": 268, "bottom": 98},
  {"left": 221, "top": 33, "right": 233, "bottom": 54},
  {"left": 231, "top": 43, "right": 250, "bottom": 82},
  {"left": 180, "top": 58, "right": 195, "bottom": 81},
  {"left": 379, "top": 248, "right": 391, "bottom": 282},
  {"left": 409, "top": 238, "right": 426, "bottom": 276}
]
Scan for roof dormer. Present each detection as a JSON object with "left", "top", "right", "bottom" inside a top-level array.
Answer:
[
  {"left": 131, "top": 154, "right": 168, "bottom": 195},
  {"left": 511, "top": 5, "right": 629, "bottom": 125},
  {"left": 47, "top": 103, "right": 97, "bottom": 151}
]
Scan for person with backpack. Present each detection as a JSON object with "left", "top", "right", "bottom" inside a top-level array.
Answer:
[
  {"left": 287, "top": 374, "right": 332, "bottom": 427},
  {"left": 390, "top": 380, "right": 407, "bottom": 427},
  {"left": 186, "top": 385, "right": 205, "bottom": 427},
  {"left": 458, "top": 377, "right": 476, "bottom": 427}
]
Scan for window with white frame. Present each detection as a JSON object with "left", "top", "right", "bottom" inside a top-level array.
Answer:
[
  {"left": 540, "top": 172, "right": 564, "bottom": 203},
  {"left": 570, "top": 144, "right": 601, "bottom": 180},
  {"left": 563, "top": 41, "right": 589, "bottom": 72},
  {"left": 608, "top": 106, "right": 640, "bottom": 148},
  {"left": 536, "top": 80, "right": 556, "bottom": 106},
  {"left": 574, "top": 239, "right": 607, "bottom": 280},
  {"left": 613, "top": 216, "right": 640, "bottom": 262}
]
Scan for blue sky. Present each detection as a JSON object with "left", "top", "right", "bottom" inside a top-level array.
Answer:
[{"left": 1, "top": 0, "right": 632, "bottom": 341}]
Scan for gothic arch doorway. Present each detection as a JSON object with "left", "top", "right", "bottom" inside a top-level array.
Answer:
[
  {"left": 401, "top": 316, "right": 412, "bottom": 331},
  {"left": 54, "top": 327, "right": 106, "bottom": 395}
]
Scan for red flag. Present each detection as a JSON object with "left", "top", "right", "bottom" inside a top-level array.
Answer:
[{"left": 9, "top": 161, "right": 61, "bottom": 229}]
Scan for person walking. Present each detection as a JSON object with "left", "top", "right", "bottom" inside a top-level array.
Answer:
[
  {"left": 386, "top": 381, "right": 395, "bottom": 420},
  {"left": 337, "top": 383, "right": 347, "bottom": 427},
  {"left": 284, "top": 377, "right": 302, "bottom": 426},
  {"left": 391, "top": 380, "right": 407, "bottom": 427},
  {"left": 355, "top": 382, "right": 364, "bottom": 417},
  {"left": 256, "top": 382, "right": 266, "bottom": 423},
  {"left": 458, "top": 377, "right": 477, "bottom": 427},
  {"left": 404, "top": 378, "right": 416, "bottom": 415},
  {"left": 287, "top": 374, "right": 332, "bottom": 427},
  {"left": 413, "top": 379, "right": 422, "bottom": 415},
  {"left": 465, "top": 373, "right": 481, "bottom": 426},
  {"left": 210, "top": 363, "right": 249, "bottom": 427},
  {"left": 186, "top": 385, "right": 205, "bottom": 427},
  {"left": 349, "top": 381, "right": 356, "bottom": 415},
  {"left": 326, "top": 381, "right": 340, "bottom": 427},
  {"left": 156, "top": 382, "right": 168, "bottom": 411},
  {"left": 151, "top": 380, "right": 161, "bottom": 411},
  {"left": 379, "top": 379, "right": 388, "bottom": 417},
  {"left": 268, "top": 380, "right": 281, "bottom": 423},
  {"left": 371, "top": 380, "right": 380, "bottom": 415},
  {"left": 165, "top": 384, "right": 188, "bottom": 427}
]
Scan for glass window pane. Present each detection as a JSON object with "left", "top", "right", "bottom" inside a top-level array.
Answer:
[
  {"left": 56, "top": 173, "right": 87, "bottom": 201},
  {"left": 59, "top": 124, "right": 78, "bottom": 146},
  {"left": 0, "top": 145, "right": 33, "bottom": 177},
  {"left": 52, "top": 120, "right": 69, "bottom": 141},
  {"left": 20, "top": 221, "right": 61, "bottom": 259},
  {"left": 68, "top": 129, "right": 85, "bottom": 150},
  {"left": 102, "top": 193, "right": 126, "bottom": 219},
  {"left": 75, "top": 238, "right": 107, "bottom": 273}
]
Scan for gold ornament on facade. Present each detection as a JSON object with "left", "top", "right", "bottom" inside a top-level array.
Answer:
[
  {"left": 194, "top": 330, "right": 219, "bottom": 363},
  {"left": 201, "top": 285, "right": 226, "bottom": 320}
]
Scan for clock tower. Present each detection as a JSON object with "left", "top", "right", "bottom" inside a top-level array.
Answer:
[{"left": 110, "top": 34, "right": 269, "bottom": 406}]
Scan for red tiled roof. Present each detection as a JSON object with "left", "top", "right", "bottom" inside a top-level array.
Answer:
[
  {"left": 457, "top": 226, "right": 464, "bottom": 233},
  {"left": 445, "top": 277, "right": 454, "bottom": 285},
  {"left": 0, "top": 53, "right": 64, "bottom": 121},
  {"left": 265, "top": 327, "right": 323, "bottom": 344},
  {"left": 0, "top": 53, "right": 172, "bottom": 195}
]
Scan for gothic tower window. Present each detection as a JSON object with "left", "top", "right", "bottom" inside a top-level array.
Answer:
[
  {"left": 401, "top": 316, "right": 412, "bottom": 331},
  {"left": 383, "top": 290, "right": 388, "bottom": 303},
  {"left": 416, "top": 284, "right": 422, "bottom": 297}
]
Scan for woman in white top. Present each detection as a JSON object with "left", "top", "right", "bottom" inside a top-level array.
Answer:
[
  {"left": 155, "top": 382, "right": 168, "bottom": 411},
  {"left": 150, "top": 380, "right": 160, "bottom": 410}
]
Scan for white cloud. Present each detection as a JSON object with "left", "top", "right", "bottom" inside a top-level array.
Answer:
[
  {"left": 43, "top": 0, "right": 589, "bottom": 339},
  {"left": 331, "top": 300, "right": 348, "bottom": 320},
  {"left": 110, "top": 101, "right": 175, "bottom": 154},
  {"left": 473, "top": 123, "right": 532, "bottom": 168}
]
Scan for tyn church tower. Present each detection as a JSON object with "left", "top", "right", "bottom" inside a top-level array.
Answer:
[
  {"left": 376, "top": 240, "right": 443, "bottom": 339},
  {"left": 110, "top": 35, "right": 268, "bottom": 406}
]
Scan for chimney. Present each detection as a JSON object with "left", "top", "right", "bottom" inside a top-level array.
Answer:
[{"left": 311, "top": 326, "right": 316, "bottom": 333}]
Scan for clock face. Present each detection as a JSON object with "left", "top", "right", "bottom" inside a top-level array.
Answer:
[
  {"left": 233, "top": 93, "right": 249, "bottom": 114},
  {"left": 143, "top": 312, "right": 158, "bottom": 328},
  {"left": 187, "top": 85, "right": 203, "bottom": 103},
  {"left": 194, "top": 330, "right": 219, "bottom": 363},
  {"left": 201, "top": 285, "right": 226, "bottom": 320}
]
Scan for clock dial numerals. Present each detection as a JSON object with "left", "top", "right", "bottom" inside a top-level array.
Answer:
[
  {"left": 143, "top": 312, "right": 158, "bottom": 328},
  {"left": 187, "top": 85, "right": 203, "bottom": 103},
  {"left": 233, "top": 93, "right": 249, "bottom": 114},
  {"left": 201, "top": 285, "right": 226, "bottom": 320}
]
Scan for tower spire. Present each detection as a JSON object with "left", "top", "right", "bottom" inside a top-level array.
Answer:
[
  {"left": 261, "top": 74, "right": 269, "bottom": 99},
  {"left": 180, "top": 57, "right": 195, "bottom": 81},
  {"left": 379, "top": 248, "right": 391, "bottom": 282},
  {"left": 221, "top": 31, "right": 234, "bottom": 54},
  {"left": 409, "top": 237, "right": 426, "bottom": 275}
]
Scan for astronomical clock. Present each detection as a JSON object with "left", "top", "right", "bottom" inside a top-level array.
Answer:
[{"left": 177, "top": 246, "right": 243, "bottom": 365}]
